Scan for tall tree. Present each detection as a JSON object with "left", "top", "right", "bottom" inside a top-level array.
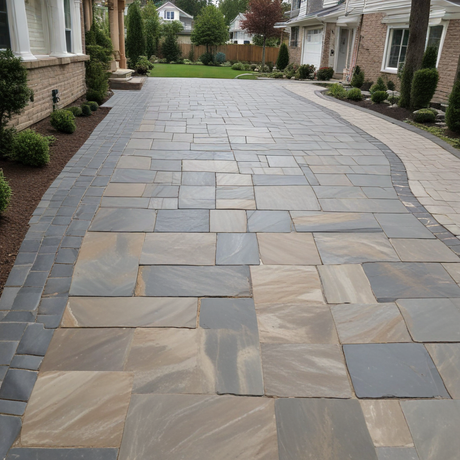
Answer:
[
  {"left": 191, "top": 4, "right": 228, "bottom": 54},
  {"left": 241, "top": 0, "right": 284, "bottom": 70},
  {"left": 126, "top": 0, "right": 145, "bottom": 66},
  {"left": 175, "top": 0, "right": 209, "bottom": 17},
  {"left": 142, "top": 0, "right": 161, "bottom": 58},
  {"left": 399, "top": 0, "right": 431, "bottom": 108},
  {"left": 218, "top": 0, "right": 248, "bottom": 25},
  {"left": 161, "top": 21, "right": 183, "bottom": 62}
]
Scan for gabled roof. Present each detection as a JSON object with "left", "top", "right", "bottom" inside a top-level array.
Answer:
[{"left": 157, "top": 2, "right": 193, "bottom": 19}]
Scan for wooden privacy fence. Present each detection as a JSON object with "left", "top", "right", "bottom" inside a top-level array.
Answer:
[{"left": 172, "top": 44, "right": 280, "bottom": 63}]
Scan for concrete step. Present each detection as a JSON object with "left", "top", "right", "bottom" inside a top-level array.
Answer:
[
  {"left": 111, "top": 69, "right": 134, "bottom": 79},
  {"left": 109, "top": 76, "right": 147, "bottom": 91}
]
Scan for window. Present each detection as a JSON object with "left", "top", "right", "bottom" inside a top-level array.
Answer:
[
  {"left": 0, "top": 0, "right": 10, "bottom": 49},
  {"left": 64, "top": 0, "right": 72, "bottom": 52},
  {"left": 290, "top": 27, "right": 299, "bottom": 47},
  {"left": 387, "top": 28, "right": 409, "bottom": 69},
  {"left": 166, "top": 11, "right": 174, "bottom": 20},
  {"left": 292, "top": 0, "right": 301, "bottom": 10},
  {"left": 427, "top": 25, "right": 443, "bottom": 50}
]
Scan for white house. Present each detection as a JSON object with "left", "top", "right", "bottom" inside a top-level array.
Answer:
[
  {"left": 1, "top": 0, "right": 90, "bottom": 130},
  {"left": 157, "top": 1, "right": 193, "bottom": 43},
  {"left": 228, "top": 13, "right": 253, "bottom": 44}
]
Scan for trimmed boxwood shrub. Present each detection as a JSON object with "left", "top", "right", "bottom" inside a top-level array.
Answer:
[
  {"left": 67, "top": 106, "right": 83, "bottom": 117},
  {"left": 371, "top": 91, "right": 388, "bottom": 103},
  {"left": 87, "top": 101, "right": 99, "bottom": 111},
  {"left": 232, "top": 62, "right": 244, "bottom": 70},
  {"left": 446, "top": 67, "right": 460, "bottom": 133},
  {"left": 81, "top": 104, "right": 92, "bottom": 116},
  {"left": 0, "top": 169, "right": 12, "bottom": 213},
  {"left": 410, "top": 68, "right": 439, "bottom": 110},
  {"left": 370, "top": 77, "right": 387, "bottom": 94},
  {"left": 347, "top": 88, "right": 363, "bottom": 101},
  {"left": 9, "top": 129, "right": 51, "bottom": 167},
  {"left": 317, "top": 67, "right": 334, "bottom": 81},
  {"left": 50, "top": 110, "right": 76, "bottom": 134},
  {"left": 413, "top": 109, "right": 436, "bottom": 123},
  {"left": 329, "top": 83, "right": 347, "bottom": 99}
]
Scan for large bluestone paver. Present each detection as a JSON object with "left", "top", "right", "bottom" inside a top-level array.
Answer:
[{"left": 3, "top": 79, "right": 460, "bottom": 459}]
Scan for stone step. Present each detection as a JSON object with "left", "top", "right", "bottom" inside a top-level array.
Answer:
[
  {"left": 109, "top": 76, "right": 147, "bottom": 91},
  {"left": 111, "top": 69, "right": 134, "bottom": 79}
]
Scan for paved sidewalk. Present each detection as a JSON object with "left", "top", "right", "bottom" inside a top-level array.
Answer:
[{"left": 2, "top": 78, "right": 460, "bottom": 460}]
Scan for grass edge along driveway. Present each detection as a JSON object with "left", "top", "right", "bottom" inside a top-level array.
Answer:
[{"left": 149, "top": 63, "right": 257, "bottom": 79}]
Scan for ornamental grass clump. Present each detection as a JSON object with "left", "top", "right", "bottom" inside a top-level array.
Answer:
[{"left": 50, "top": 110, "right": 76, "bottom": 134}]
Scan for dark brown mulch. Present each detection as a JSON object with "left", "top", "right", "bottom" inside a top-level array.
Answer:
[
  {"left": 344, "top": 98, "right": 413, "bottom": 122},
  {"left": 0, "top": 96, "right": 111, "bottom": 296}
]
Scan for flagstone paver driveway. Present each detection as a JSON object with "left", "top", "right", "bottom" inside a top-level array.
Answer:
[{"left": 2, "top": 79, "right": 460, "bottom": 460}]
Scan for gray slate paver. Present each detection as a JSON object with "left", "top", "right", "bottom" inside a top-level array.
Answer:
[{"left": 216, "top": 233, "right": 259, "bottom": 265}]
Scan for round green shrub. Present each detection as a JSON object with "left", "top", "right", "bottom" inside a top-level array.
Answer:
[
  {"left": 231, "top": 62, "right": 244, "bottom": 71},
  {"left": 87, "top": 101, "right": 99, "bottom": 111},
  {"left": 10, "top": 129, "right": 51, "bottom": 167},
  {"left": 0, "top": 169, "right": 12, "bottom": 213},
  {"left": 215, "top": 52, "right": 226, "bottom": 65},
  {"left": 370, "top": 77, "right": 387, "bottom": 94},
  {"left": 347, "top": 88, "right": 363, "bottom": 101},
  {"left": 50, "top": 110, "right": 76, "bottom": 134},
  {"left": 413, "top": 109, "right": 436, "bottom": 123},
  {"left": 410, "top": 68, "right": 439, "bottom": 110},
  {"left": 371, "top": 91, "right": 388, "bottom": 103},
  {"left": 81, "top": 104, "right": 92, "bottom": 116},
  {"left": 0, "top": 127, "right": 16, "bottom": 159},
  {"left": 66, "top": 106, "right": 83, "bottom": 117},
  {"left": 387, "top": 80, "right": 396, "bottom": 91},
  {"left": 317, "top": 67, "right": 334, "bottom": 81},
  {"left": 446, "top": 70, "right": 460, "bottom": 133},
  {"left": 329, "top": 83, "right": 347, "bottom": 99}
]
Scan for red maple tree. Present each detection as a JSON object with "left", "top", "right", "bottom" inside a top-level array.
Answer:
[{"left": 241, "top": 0, "right": 285, "bottom": 70}]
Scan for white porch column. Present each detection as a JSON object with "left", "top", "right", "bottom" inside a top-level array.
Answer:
[
  {"left": 47, "top": 0, "right": 69, "bottom": 57},
  {"left": 72, "top": 0, "right": 83, "bottom": 55},
  {"left": 6, "top": 0, "right": 37, "bottom": 61}
]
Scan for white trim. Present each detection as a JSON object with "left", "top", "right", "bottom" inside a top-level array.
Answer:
[
  {"left": 47, "top": 0, "right": 70, "bottom": 57},
  {"left": 71, "top": 0, "right": 83, "bottom": 55},
  {"left": 6, "top": 0, "right": 37, "bottom": 60},
  {"left": 301, "top": 26, "right": 323, "bottom": 68}
]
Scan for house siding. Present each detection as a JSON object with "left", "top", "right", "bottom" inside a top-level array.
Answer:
[
  {"left": 26, "top": 0, "right": 47, "bottom": 55},
  {"left": 435, "top": 19, "right": 460, "bottom": 103}
]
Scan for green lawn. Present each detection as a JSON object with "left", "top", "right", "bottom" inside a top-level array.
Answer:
[{"left": 149, "top": 64, "right": 257, "bottom": 79}]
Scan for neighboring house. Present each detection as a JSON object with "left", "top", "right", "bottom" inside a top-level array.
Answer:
[
  {"left": 1, "top": 0, "right": 90, "bottom": 131},
  {"left": 279, "top": 0, "right": 460, "bottom": 103},
  {"left": 157, "top": 2, "right": 193, "bottom": 44},
  {"left": 229, "top": 13, "right": 253, "bottom": 44}
]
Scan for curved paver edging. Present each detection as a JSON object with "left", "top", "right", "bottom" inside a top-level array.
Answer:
[
  {"left": 315, "top": 89, "right": 460, "bottom": 161},
  {"left": 282, "top": 85, "right": 460, "bottom": 256}
]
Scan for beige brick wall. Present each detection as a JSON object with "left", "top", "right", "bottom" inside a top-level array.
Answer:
[
  {"left": 321, "top": 23, "right": 336, "bottom": 69},
  {"left": 434, "top": 19, "right": 460, "bottom": 103},
  {"left": 289, "top": 27, "right": 304, "bottom": 65},
  {"left": 10, "top": 56, "right": 89, "bottom": 132}
]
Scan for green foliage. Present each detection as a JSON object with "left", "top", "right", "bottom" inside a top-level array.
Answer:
[
  {"left": 9, "top": 129, "right": 51, "bottom": 167},
  {"left": 66, "top": 106, "right": 83, "bottom": 117},
  {"left": 85, "top": 60, "right": 108, "bottom": 105},
  {"left": 422, "top": 46, "right": 438, "bottom": 69},
  {"left": 270, "top": 72, "right": 284, "bottom": 78},
  {"left": 350, "top": 66, "right": 364, "bottom": 88},
  {"left": 219, "top": 0, "right": 248, "bottom": 25},
  {"left": 81, "top": 104, "right": 92, "bottom": 117},
  {"left": 276, "top": 43, "right": 289, "bottom": 71},
  {"left": 199, "top": 52, "right": 214, "bottom": 65},
  {"left": 0, "top": 127, "right": 15, "bottom": 159},
  {"left": 370, "top": 77, "right": 387, "bottom": 94},
  {"left": 329, "top": 83, "right": 347, "bottom": 99},
  {"left": 191, "top": 4, "right": 228, "bottom": 51},
  {"left": 135, "top": 56, "right": 154, "bottom": 74},
  {"left": 387, "top": 80, "right": 396, "bottom": 91},
  {"left": 50, "top": 110, "right": 76, "bottom": 134},
  {"left": 388, "top": 95, "right": 400, "bottom": 105},
  {"left": 0, "top": 169, "right": 11, "bottom": 214},
  {"left": 252, "top": 35, "right": 279, "bottom": 47},
  {"left": 298, "top": 64, "right": 315, "bottom": 79},
  {"left": 175, "top": 0, "right": 209, "bottom": 17},
  {"left": 446, "top": 67, "right": 460, "bottom": 133},
  {"left": 316, "top": 67, "right": 334, "bottom": 81},
  {"left": 410, "top": 68, "right": 439, "bottom": 110},
  {"left": 215, "top": 52, "right": 226, "bottom": 64},
  {"left": 347, "top": 88, "right": 363, "bottom": 101},
  {"left": 371, "top": 91, "right": 388, "bottom": 103},
  {"left": 87, "top": 101, "right": 99, "bottom": 111},
  {"left": 142, "top": 0, "right": 161, "bottom": 59},
  {"left": 413, "top": 108, "right": 436, "bottom": 123},
  {"left": 409, "top": 121, "right": 460, "bottom": 149},
  {"left": 126, "top": 0, "right": 146, "bottom": 66},
  {"left": 232, "top": 62, "right": 244, "bottom": 70},
  {"left": 0, "top": 49, "right": 33, "bottom": 157},
  {"left": 399, "top": 66, "right": 414, "bottom": 108}
]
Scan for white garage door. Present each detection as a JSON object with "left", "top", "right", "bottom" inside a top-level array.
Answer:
[{"left": 301, "top": 28, "right": 323, "bottom": 69}]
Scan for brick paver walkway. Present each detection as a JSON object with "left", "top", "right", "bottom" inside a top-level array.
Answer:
[{"left": 2, "top": 79, "right": 460, "bottom": 460}]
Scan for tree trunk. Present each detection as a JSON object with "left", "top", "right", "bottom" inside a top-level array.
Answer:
[
  {"left": 262, "top": 37, "right": 266, "bottom": 71},
  {"left": 399, "top": 0, "right": 431, "bottom": 108}
]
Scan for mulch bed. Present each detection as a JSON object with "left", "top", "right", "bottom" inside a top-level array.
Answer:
[
  {"left": 344, "top": 98, "right": 413, "bottom": 122},
  {"left": 0, "top": 95, "right": 111, "bottom": 296}
]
